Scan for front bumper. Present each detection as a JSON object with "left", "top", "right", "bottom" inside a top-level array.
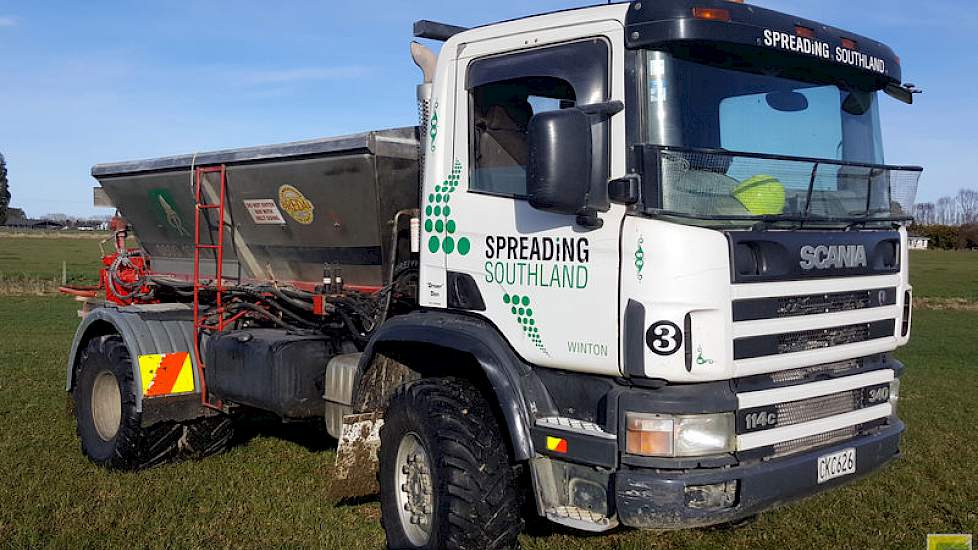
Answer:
[{"left": 615, "top": 420, "right": 903, "bottom": 529}]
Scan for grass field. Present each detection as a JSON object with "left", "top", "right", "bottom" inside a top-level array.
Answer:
[
  {"left": 0, "top": 238, "right": 975, "bottom": 548},
  {"left": 0, "top": 233, "right": 109, "bottom": 290},
  {"left": 908, "top": 249, "right": 978, "bottom": 300}
]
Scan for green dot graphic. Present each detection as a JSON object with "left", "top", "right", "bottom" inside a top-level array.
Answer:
[
  {"left": 518, "top": 307, "right": 525, "bottom": 316},
  {"left": 503, "top": 294, "right": 511, "bottom": 304},
  {"left": 526, "top": 308, "right": 533, "bottom": 317},
  {"left": 443, "top": 206, "right": 451, "bottom": 217},
  {"left": 424, "top": 220, "right": 433, "bottom": 232},
  {"left": 442, "top": 237, "right": 455, "bottom": 254},
  {"left": 435, "top": 194, "right": 442, "bottom": 203},
  {"left": 434, "top": 205, "right": 441, "bottom": 216},
  {"left": 435, "top": 220, "right": 444, "bottom": 233},
  {"left": 458, "top": 238, "right": 471, "bottom": 255},
  {"left": 446, "top": 220, "right": 456, "bottom": 234},
  {"left": 521, "top": 296, "right": 530, "bottom": 306},
  {"left": 428, "top": 236, "right": 440, "bottom": 253},
  {"left": 511, "top": 306, "right": 517, "bottom": 315},
  {"left": 428, "top": 194, "right": 434, "bottom": 202},
  {"left": 425, "top": 205, "right": 432, "bottom": 216}
]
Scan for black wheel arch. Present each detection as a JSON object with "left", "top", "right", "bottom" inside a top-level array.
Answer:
[{"left": 354, "top": 311, "right": 557, "bottom": 462}]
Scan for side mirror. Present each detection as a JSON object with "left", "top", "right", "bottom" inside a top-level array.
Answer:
[{"left": 526, "top": 109, "right": 592, "bottom": 216}]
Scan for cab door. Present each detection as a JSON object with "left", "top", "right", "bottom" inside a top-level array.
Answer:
[{"left": 437, "top": 21, "right": 627, "bottom": 376}]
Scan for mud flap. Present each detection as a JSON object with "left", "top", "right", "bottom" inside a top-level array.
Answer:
[{"left": 328, "top": 412, "right": 384, "bottom": 499}]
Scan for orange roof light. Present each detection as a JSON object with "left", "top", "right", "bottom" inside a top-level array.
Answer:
[
  {"left": 692, "top": 7, "right": 731, "bottom": 22},
  {"left": 795, "top": 25, "right": 816, "bottom": 39},
  {"left": 841, "top": 37, "right": 858, "bottom": 50}
]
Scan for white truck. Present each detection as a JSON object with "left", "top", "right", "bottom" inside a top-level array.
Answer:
[{"left": 66, "top": 1, "right": 922, "bottom": 548}]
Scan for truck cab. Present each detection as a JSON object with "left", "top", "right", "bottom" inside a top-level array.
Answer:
[{"left": 407, "top": 0, "right": 918, "bottom": 536}]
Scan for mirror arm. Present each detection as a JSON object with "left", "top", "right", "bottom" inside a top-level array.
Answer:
[
  {"left": 578, "top": 100, "right": 624, "bottom": 119},
  {"left": 575, "top": 207, "right": 604, "bottom": 230}
]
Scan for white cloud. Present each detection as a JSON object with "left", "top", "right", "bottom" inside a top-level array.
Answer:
[{"left": 0, "top": 16, "right": 18, "bottom": 27}]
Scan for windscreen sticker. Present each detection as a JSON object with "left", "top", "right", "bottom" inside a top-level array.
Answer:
[
  {"left": 761, "top": 29, "right": 885, "bottom": 74},
  {"left": 278, "top": 185, "right": 315, "bottom": 225},
  {"left": 243, "top": 199, "right": 287, "bottom": 225}
]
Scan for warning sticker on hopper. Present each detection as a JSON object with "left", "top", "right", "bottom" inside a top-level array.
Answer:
[{"left": 243, "top": 199, "right": 287, "bottom": 225}]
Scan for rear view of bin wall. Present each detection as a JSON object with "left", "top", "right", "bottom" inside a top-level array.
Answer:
[{"left": 93, "top": 128, "right": 419, "bottom": 287}]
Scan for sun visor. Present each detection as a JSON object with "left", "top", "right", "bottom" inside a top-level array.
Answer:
[{"left": 625, "top": 0, "right": 902, "bottom": 87}]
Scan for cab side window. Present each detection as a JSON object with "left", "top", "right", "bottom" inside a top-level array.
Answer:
[{"left": 466, "top": 39, "right": 610, "bottom": 198}]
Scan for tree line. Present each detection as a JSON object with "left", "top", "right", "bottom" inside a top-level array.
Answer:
[
  {"left": 0, "top": 152, "right": 10, "bottom": 225},
  {"left": 911, "top": 189, "right": 978, "bottom": 226}
]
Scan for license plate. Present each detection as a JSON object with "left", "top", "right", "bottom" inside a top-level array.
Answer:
[{"left": 817, "top": 447, "right": 856, "bottom": 484}]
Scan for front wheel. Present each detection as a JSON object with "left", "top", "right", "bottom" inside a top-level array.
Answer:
[{"left": 379, "top": 377, "right": 523, "bottom": 550}]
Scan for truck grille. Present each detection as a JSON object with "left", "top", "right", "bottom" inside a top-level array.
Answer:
[
  {"left": 778, "top": 324, "right": 869, "bottom": 354},
  {"left": 770, "top": 359, "right": 862, "bottom": 384},
  {"left": 773, "top": 426, "right": 857, "bottom": 457},
  {"left": 733, "top": 287, "right": 896, "bottom": 322},
  {"left": 734, "top": 320, "right": 895, "bottom": 359},
  {"left": 779, "top": 290, "right": 881, "bottom": 317},
  {"left": 776, "top": 389, "right": 861, "bottom": 427}
]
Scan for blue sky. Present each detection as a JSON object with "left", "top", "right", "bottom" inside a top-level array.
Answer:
[{"left": 0, "top": 0, "right": 975, "bottom": 217}]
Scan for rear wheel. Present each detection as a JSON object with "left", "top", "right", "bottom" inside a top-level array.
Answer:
[
  {"left": 73, "top": 335, "right": 233, "bottom": 469},
  {"left": 379, "top": 377, "right": 523, "bottom": 550}
]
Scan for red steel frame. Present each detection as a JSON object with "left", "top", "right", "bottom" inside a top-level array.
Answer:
[{"left": 193, "top": 165, "right": 228, "bottom": 410}]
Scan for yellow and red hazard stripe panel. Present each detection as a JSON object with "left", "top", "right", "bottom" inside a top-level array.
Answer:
[
  {"left": 546, "top": 436, "right": 568, "bottom": 454},
  {"left": 138, "top": 352, "right": 195, "bottom": 397}
]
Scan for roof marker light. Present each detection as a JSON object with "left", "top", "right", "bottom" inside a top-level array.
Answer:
[
  {"left": 692, "top": 7, "right": 731, "bottom": 22},
  {"left": 841, "top": 37, "right": 858, "bottom": 50},
  {"left": 795, "top": 25, "right": 816, "bottom": 39}
]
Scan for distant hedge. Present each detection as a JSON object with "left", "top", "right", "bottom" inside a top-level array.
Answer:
[{"left": 909, "top": 224, "right": 978, "bottom": 250}]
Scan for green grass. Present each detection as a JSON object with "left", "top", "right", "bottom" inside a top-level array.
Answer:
[
  {"left": 0, "top": 239, "right": 974, "bottom": 548},
  {"left": 0, "top": 297, "right": 976, "bottom": 549},
  {"left": 0, "top": 234, "right": 109, "bottom": 286},
  {"left": 910, "top": 249, "right": 978, "bottom": 300}
]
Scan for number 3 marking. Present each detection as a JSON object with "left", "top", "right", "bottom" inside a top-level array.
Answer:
[{"left": 646, "top": 321, "right": 683, "bottom": 356}]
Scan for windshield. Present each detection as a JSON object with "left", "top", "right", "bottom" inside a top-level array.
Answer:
[{"left": 642, "top": 51, "right": 917, "bottom": 226}]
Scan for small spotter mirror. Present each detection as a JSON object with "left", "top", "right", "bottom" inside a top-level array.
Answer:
[
  {"left": 765, "top": 91, "right": 809, "bottom": 112},
  {"left": 842, "top": 90, "right": 873, "bottom": 115}
]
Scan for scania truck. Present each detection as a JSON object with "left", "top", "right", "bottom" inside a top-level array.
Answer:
[{"left": 65, "top": 1, "right": 922, "bottom": 548}]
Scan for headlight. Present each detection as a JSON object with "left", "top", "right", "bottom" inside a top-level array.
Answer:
[{"left": 625, "top": 412, "right": 735, "bottom": 457}]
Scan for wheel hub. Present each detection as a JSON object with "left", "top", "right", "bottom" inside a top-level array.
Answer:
[
  {"left": 91, "top": 370, "right": 122, "bottom": 441},
  {"left": 395, "top": 432, "right": 433, "bottom": 546}
]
